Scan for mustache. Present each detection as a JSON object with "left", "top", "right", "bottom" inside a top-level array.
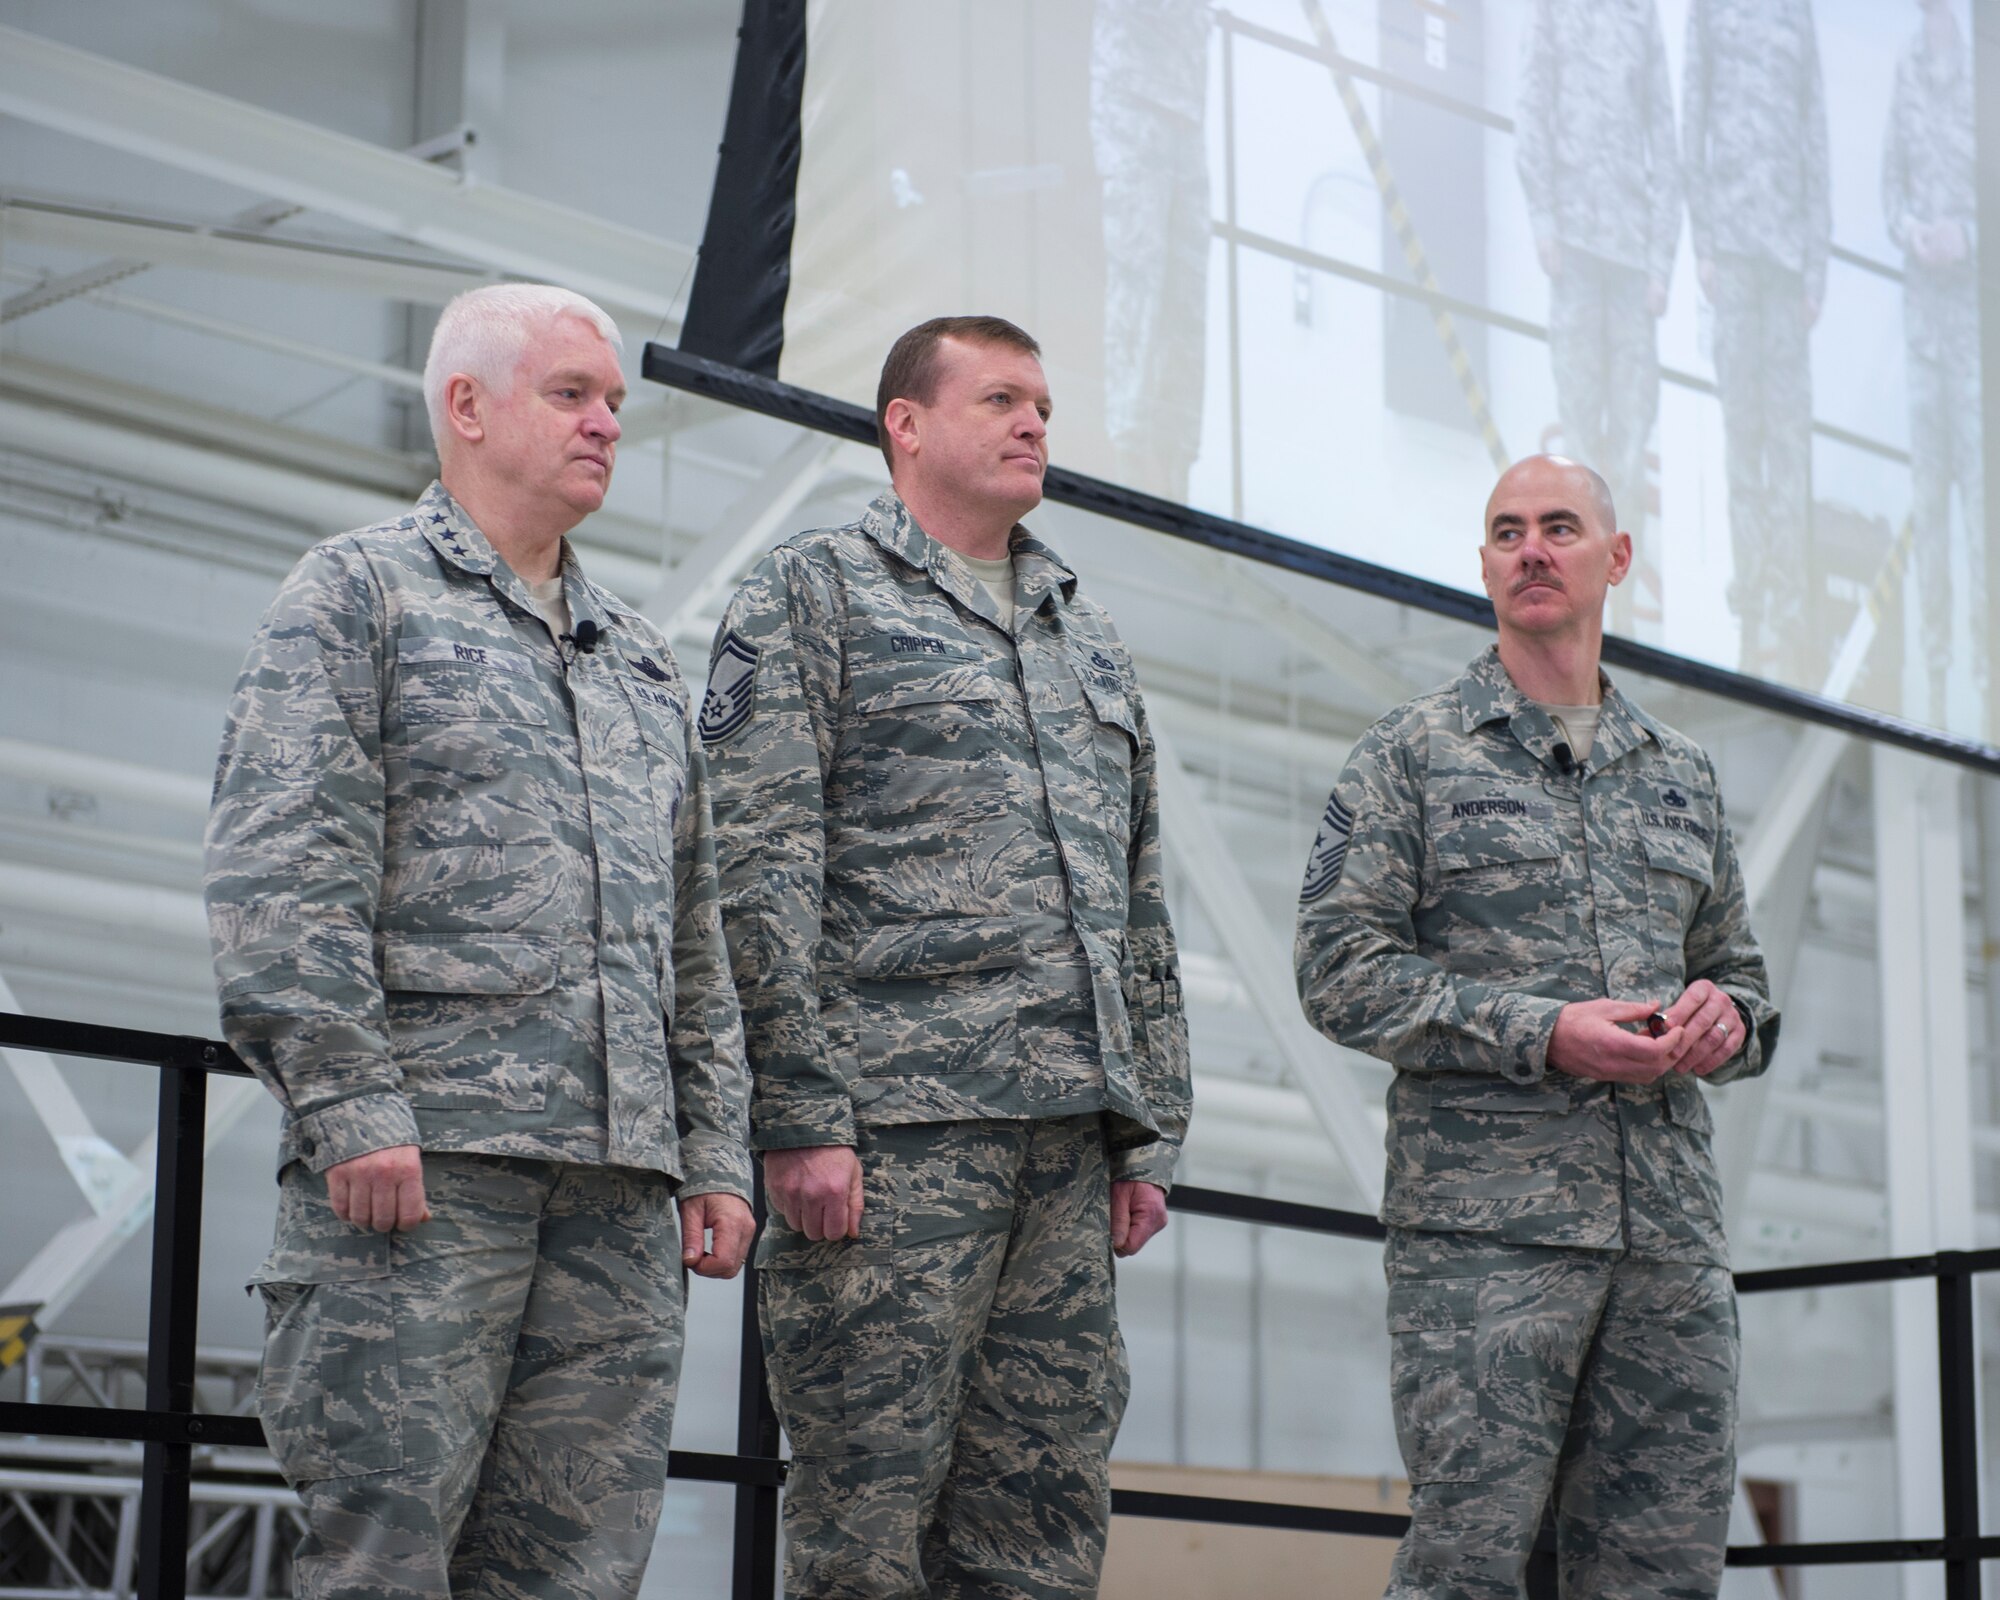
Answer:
[{"left": 1510, "top": 572, "right": 1565, "bottom": 595}]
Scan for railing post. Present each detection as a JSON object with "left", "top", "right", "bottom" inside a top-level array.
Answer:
[
  {"left": 731, "top": 1178, "right": 780, "bottom": 1600},
  {"left": 135, "top": 1056, "right": 209, "bottom": 1600},
  {"left": 1936, "top": 1251, "right": 1982, "bottom": 1600}
]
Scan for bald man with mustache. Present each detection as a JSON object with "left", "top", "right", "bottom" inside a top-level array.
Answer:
[{"left": 1295, "top": 456, "right": 1779, "bottom": 1599}]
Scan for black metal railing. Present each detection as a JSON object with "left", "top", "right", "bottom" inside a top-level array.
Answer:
[{"left": 1, "top": 1010, "right": 1992, "bottom": 1599}]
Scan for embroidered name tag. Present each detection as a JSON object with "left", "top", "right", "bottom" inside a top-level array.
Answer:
[{"left": 398, "top": 637, "right": 536, "bottom": 675}]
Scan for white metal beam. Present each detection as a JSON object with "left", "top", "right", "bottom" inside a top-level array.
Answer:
[
  {"left": 0, "top": 971, "right": 138, "bottom": 1215},
  {"left": 0, "top": 25, "right": 691, "bottom": 326},
  {"left": 646, "top": 434, "right": 839, "bottom": 633},
  {"left": 2, "top": 199, "right": 502, "bottom": 307},
  {"left": 1150, "top": 723, "right": 1383, "bottom": 1208},
  {"left": 1874, "top": 747, "right": 1973, "bottom": 1600},
  {"left": 644, "top": 433, "right": 841, "bottom": 645},
  {"left": 1715, "top": 728, "right": 1845, "bottom": 1234},
  {"left": 0, "top": 269, "right": 425, "bottom": 393},
  {"left": 0, "top": 1076, "right": 267, "bottom": 1338},
  {"left": 2, "top": 195, "right": 303, "bottom": 325},
  {"left": 1164, "top": 543, "right": 1423, "bottom": 714},
  {"left": 0, "top": 383, "right": 664, "bottom": 599},
  {"left": 0, "top": 739, "right": 210, "bottom": 823},
  {"left": 1740, "top": 728, "right": 1850, "bottom": 908},
  {"left": 1, "top": 353, "right": 433, "bottom": 500}
]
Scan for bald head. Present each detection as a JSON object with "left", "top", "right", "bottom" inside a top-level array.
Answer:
[{"left": 1484, "top": 454, "right": 1618, "bottom": 540}]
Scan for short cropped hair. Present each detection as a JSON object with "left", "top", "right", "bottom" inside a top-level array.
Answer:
[
  {"left": 423, "top": 284, "right": 623, "bottom": 449},
  {"left": 875, "top": 315, "right": 1042, "bottom": 469}
]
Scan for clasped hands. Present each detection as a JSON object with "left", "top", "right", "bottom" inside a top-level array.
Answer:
[
  {"left": 762, "top": 1143, "right": 1168, "bottom": 1258},
  {"left": 1547, "top": 979, "right": 1743, "bottom": 1086},
  {"left": 323, "top": 1144, "right": 756, "bottom": 1276}
]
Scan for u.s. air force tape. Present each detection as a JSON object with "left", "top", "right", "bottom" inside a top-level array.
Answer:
[
  {"left": 698, "top": 630, "right": 759, "bottom": 744},
  {"left": 1300, "top": 790, "right": 1354, "bottom": 902}
]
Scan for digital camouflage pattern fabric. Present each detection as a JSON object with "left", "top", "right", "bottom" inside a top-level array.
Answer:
[
  {"left": 1294, "top": 646, "right": 1777, "bottom": 1265},
  {"left": 758, "top": 1116, "right": 1126, "bottom": 1599},
  {"left": 1683, "top": 0, "right": 1829, "bottom": 670},
  {"left": 1515, "top": 0, "right": 1681, "bottom": 289},
  {"left": 704, "top": 489, "right": 1191, "bottom": 1183},
  {"left": 1381, "top": 1232, "right": 1738, "bottom": 1600},
  {"left": 1091, "top": 0, "right": 1211, "bottom": 502},
  {"left": 1296, "top": 647, "right": 1776, "bottom": 1596},
  {"left": 1515, "top": 0, "right": 1678, "bottom": 558},
  {"left": 1682, "top": 0, "right": 1831, "bottom": 306},
  {"left": 205, "top": 481, "right": 752, "bottom": 1196},
  {"left": 1883, "top": 17, "right": 1983, "bottom": 694},
  {"left": 252, "top": 1153, "right": 684, "bottom": 1600},
  {"left": 1709, "top": 252, "right": 1816, "bottom": 666},
  {"left": 206, "top": 482, "right": 752, "bottom": 1598},
  {"left": 707, "top": 488, "right": 1189, "bottom": 1596}
]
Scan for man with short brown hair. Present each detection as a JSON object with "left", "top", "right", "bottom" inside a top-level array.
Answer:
[{"left": 704, "top": 315, "right": 1192, "bottom": 1596}]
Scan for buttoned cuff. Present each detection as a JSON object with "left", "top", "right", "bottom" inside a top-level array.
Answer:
[
  {"left": 286, "top": 1090, "right": 420, "bottom": 1173},
  {"left": 1111, "top": 1141, "right": 1178, "bottom": 1192},
  {"left": 675, "top": 1132, "right": 755, "bottom": 1203},
  {"left": 1495, "top": 992, "right": 1568, "bottom": 1085},
  {"left": 750, "top": 1092, "right": 857, "bottom": 1152}
]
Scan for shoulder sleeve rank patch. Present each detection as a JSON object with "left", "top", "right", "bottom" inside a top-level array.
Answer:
[
  {"left": 698, "top": 630, "right": 760, "bottom": 745},
  {"left": 1300, "top": 790, "right": 1355, "bottom": 902}
]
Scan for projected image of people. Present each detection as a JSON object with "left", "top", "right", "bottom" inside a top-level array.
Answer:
[
  {"left": 1682, "top": 0, "right": 1831, "bottom": 683},
  {"left": 1883, "top": 0, "right": 1983, "bottom": 726},
  {"left": 1090, "top": 0, "right": 1212, "bottom": 505},
  {"left": 1514, "top": 0, "right": 1680, "bottom": 637}
]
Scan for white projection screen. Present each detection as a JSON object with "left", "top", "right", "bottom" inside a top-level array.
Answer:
[{"left": 678, "top": 0, "right": 1996, "bottom": 760}]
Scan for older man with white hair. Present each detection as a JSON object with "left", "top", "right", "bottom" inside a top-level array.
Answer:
[{"left": 204, "top": 284, "right": 754, "bottom": 1599}]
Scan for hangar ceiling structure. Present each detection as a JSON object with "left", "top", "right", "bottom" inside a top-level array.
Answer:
[{"left": 0, "top": 1, "right": 1997, "bottom": 1589}]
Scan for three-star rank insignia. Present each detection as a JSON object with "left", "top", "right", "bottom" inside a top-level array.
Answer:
[{"left": 698, "top": 630, "right": 760, "bottom": 745}]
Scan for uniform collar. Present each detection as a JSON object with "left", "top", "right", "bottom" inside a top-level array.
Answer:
[
  {"left": 415, "top": 479, "right": 632, "bottom": 642},
  {"left": 862, "top": 489, "right": 1078, "bottom": 619},
  {"left": 1456, "top": 644, "right": 1662, "bottom": 770}
]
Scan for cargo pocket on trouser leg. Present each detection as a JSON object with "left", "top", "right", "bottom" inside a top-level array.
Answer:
[
  {"left": 252, "top": 1246, "right": 404, "bottom": 1484},
  {"left": 1385, "top": 1277, "right": 1481, "bottom": 1486},
  {"left": 248, "top": 1157, "right": 410, "bottom": 1487}
]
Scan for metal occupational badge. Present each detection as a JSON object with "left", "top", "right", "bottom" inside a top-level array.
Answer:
[
  {"left": 698, "top": 630, "right": 759, "bottom": 745},
  {"left": 1300, "top": 790, "right": 1354, "bottom": 902}
]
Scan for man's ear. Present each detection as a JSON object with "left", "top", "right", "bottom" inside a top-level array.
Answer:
[
  {"left": 883, "top": 397, "right": 920, "bottom": 463},
  {"left": 443, "top": 373, "right": 485, "bottom": 446},
  {"left": 1606, "top": 530, "right": 1634, "bottom": 588}
]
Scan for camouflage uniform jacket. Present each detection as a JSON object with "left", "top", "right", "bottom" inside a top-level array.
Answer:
[
  {"left": 1515, "top": 0, "right": 1682, "bottom": 287},
  {"left": 1683, "top": 0, "right": 1832, "bottom": 304},
  {"left": 1294, "top": 648, "right": 1778, "bottom": 1264},
  {"left": 1882, "top": 23, "right": 1977, "bottom": 359},
  {"left": 204, "top": 482, "right": 753, "bottom": 1197},
  {"left": 703, "top": 491, "right": 1191, "bottom": 1189}
]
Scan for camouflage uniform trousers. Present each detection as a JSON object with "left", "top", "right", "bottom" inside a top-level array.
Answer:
[
  {"left": 1905, "top": 265, "right": 1985, "bottom": 693},
  {"left": 250, "top": 1153, "right": 685, "bottom": 1600},
  {"left": 1382, "top": 1229, "right": 1738, "bottom": 1600},
  {"left": 1548, "top": 249, "right": 1659, "bottom": 630},
  {"left": 758, "top": 1114, "right": 1129, "bottom": 1599},
  {"left": 1711, "top": 250, "right": 1815, "bottom": 673}
]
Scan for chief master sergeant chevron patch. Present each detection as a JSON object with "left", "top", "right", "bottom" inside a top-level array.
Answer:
[
  {"left": 1300, "top": 790, "right": 1354, "bottom": 902},
  {"left": 699, "top": 630, "right": 759, "bottom": 744}
]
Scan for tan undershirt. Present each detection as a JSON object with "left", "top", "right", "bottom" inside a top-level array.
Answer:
[
  {"left": 1538, "top": 700, "right": 1601, "bottom": 763},
  {"left": 528, "top": 574, "right": 571, "bottom": 645},
  {"left": 957, "top": 551, "right": 1016, "bottom": 632}
]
